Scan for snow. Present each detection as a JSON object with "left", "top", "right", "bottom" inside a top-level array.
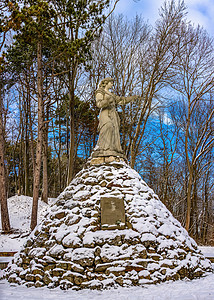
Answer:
[
  {"left": 0, "top": 195, "right": 56, "bottom": 252},
  {"left": 199, "top": 247, "right": 214, "bottom": 259},
  {"left": 48, "top": 245, "right": 65, "bottom": 257},
  {"left": 0, "top": 272, "right": 214, "bottom": 300},
  {"left": 1, "top": 191, "right": 214, "bottom": 298},
  {"left": 0, "top": 195, "right": 55, "bottom": 231}
]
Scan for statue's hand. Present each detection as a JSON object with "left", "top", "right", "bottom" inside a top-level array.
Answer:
[
  {"left": 117, "top": 95, "right": 140, "bottom": 105},
  {"left": 125, "top": 95, "right": 139, "bottom": 103},
  {"left": 131, "top": 95, "right": 140, "bottom": 101}
]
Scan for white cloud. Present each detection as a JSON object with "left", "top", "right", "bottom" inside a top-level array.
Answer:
[
  {"left": 185, "top": 0, "right": 214, "bottom": 35},
  {"left": 114, "top": 0, "right": 214, "bottom": 37}
]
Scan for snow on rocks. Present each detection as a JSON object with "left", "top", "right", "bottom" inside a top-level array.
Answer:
[{"left": 5, "top": 160, "right": 212, "bottom": 290}]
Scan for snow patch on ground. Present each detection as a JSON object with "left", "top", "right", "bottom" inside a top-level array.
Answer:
[{"left": 0, "top": 195, "right": 56, "bottom": 251}]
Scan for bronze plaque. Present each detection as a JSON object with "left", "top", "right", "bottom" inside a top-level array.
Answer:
[{"left": 100, "top": 197, "right": 125, "bottom": 230}]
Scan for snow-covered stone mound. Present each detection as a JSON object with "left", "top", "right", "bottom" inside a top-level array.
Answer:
[{"left": 6, "top": 161, "right": 212, "bottom": 289}]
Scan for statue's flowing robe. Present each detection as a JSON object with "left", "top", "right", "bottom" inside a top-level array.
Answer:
[{"left": 93, "top": 88, "right": 123, "bottom": 157}]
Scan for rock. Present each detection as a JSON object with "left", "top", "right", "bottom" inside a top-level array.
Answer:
[
  {"left": 32, "top": 268, "right": 44, "bottom": 277},
  {"left": 25, "top": 274, "right": 35, "bottom": 282},
  {"left": 26, "top": 239, "right": 33, "bottom": 248},
  {"left": 44, "top": 264, "right": 56, "bottom": 272},
  {"left": 100, "top": 180, "right": 107, "bottom": 187},
  {"left": 60, "top": 280, "right": 73, "bottom": 290},
  {"left": 104, "top": 156, "right": 116, "bottom": 163},
  {"left": 57, "top": 262, "right": 68, "bottom": 270},
  {"left": 84, "top": 280, "right": 103, "bottom": 290},
  {"left": 72, "top": 248, "right": 95, "bottom": 267},
  {"left": 62, "top": 272, "right": 74, "bottom": 283},
  {"left": 73, "top": 273, "right": 86, "bottom": 285},
  {"left": 55, "top": 211, "right": 65, "bottom": 219},
  {"left": 90, "top": 157, "right": 105, "bottom": 165},
  {"left": 62, "top": 234, "right": 82, "bottom": 248},
  {"left": 35, "top": 281, "right": 44, "bottom": 288},
  {"left": 94, "top": 246, "right": 101, "bottom": 256},
  {"left": 160, "top": 268, "right": 166, "bottom": 275},
  {"left": 28, "top": 248, "right": 46, "bottom": 259},
  {"left": 48, "top": 245, "right": 65, "bottom": 258},
  {"left": 25, "top": 282, "right": 35, "bottom": 287},
  {"left": 52, "top": 268, "right": 65, "bottom": 277},
  {"left": 8, "top": 274, "right": 20, "bottom": 284},
  {"left": 115, "top": 276, "right": 124, "bottom": 286},
  {"left": 71, "top": 264, "right": 84, "bottom": 274},
  {"left": 138, "top": 270, "right": 150, "bottom": 279},
  {"left": 106, "top": 266, "right": 125, "bottom": 276},
  {"left": 95, "top": 256, "right": 102, "bottom": 265},
  {"left": 43, "top": 273, "right": 53, "bottom": 285},
  {"left": 137, "top": 260, "right": 149, "bottom": 268},
  {"left": 95, "top": 263, "right": 111, "bottom": 272},
  {"left": 19, "top": 270, "right": 27, "bottom": 279},
  {"left": 5, "top": 161, "right": 212, "bottom": 290},
  {"left": 22, "top": 257, "right": 30, "bottom": 264},
  {"left": 149, "top": 254, "right": 161, "bottom": 261}
]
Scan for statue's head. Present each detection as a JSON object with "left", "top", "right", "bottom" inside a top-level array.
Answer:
[{"left": 98, "top": 77, "right": 114, "bottom": 88}]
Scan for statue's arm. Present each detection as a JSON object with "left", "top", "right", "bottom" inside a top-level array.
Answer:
[
  {"left": 96, "top": 92, "right": 109, "bottom": 108},
  {"left": 116, "top": 95, "right": 138, "bottom": 105}
]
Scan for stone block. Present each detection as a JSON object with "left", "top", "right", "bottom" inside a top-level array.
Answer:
[
  {"left": 25, "top": 274, "right": 35, "bottom": 282},
  {"left": 43, "top": 274, "right": 52, "bottom": 285},
  {"left": 62, "top": 273, "right": 74, "bottom": 283},
  {"left": 73, "top": 274, "right": 85, "bottom": 285},
  {"left": 90, "top": 157, "right": 105, "bottom": 165},
  {"left": 55, "top": 211, "right": 65, "bottom": 219},
  {"left": 32, "top": 268, "right": 44, "bottom": 277},
  {"left": 35, "top": 281, "right": 44, "bottom": 288},
  {"left": 52, "top": 268, "right": 65, "bottom": 277},
  {"left": 104, "top": 156, "right": 115, "bottom": 163},
  {"left": 71, "top": 264, "right": 84, "bottom": 273}
]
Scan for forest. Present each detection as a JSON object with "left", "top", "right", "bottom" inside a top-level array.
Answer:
[{"left": 0, "top": 0, "right": 213, "bottom": 245}]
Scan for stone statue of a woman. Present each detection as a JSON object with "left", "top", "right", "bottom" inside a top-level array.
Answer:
[{"left": 92, "top": 77, "right": 138, "bottom": 159}]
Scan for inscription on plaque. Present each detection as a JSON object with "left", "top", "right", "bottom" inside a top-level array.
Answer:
[{"left": 100, "top": 197, "right": 125, "bottom": 230}]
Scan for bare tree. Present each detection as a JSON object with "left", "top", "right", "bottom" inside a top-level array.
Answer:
[
  {"left": 170, "top": 22, "right": 214, "bottom": 232},
  {"left": 87, "top": 1, "right": 187, "bottom": 168},
  {"left": 0, "top": 83, "right": 11, "bottom": 232}
]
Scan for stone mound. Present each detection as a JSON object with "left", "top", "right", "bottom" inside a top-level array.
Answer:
[{"left": 6, "top": 161, "right": 212, "bottom": 290}]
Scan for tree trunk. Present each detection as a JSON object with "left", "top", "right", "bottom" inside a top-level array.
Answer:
[
  {"left": 30, "top": 40, "right": 44, "bottom": 231},
  {"left": 0, "top": 87, "right": 11, "bottom": 232},
  {"left": 41, "top": 117, "right": 48, "bottom": 204},
  {"left": 67, "top": 69, "right": 75, "bottom": 185},
  {"left": 185, "top": 171, "right": 193, "bottom": 232},
  {"left": 24, "top": 97, "right": 30, "bottom": 196},
  {"left": 29, "top": 96, "right": 35, "bottom": 174},
  {"left": 185, "top": 98, "right": 191, "bottom": 232}
]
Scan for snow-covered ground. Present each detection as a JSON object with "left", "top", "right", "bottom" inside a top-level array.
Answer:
[
  {"left": 0, "top": 272, "right": 214, "bottom": 300},
  {"left": 0, "top": 195, "right": 56, "bottom": 251},
  {"left": 0, "top": 195, "right": 213, "bottom": 299}
]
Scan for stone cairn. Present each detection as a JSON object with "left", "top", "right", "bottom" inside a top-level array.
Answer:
[{"left": 6, "top": 157, "right": 212, "bottom": 290}]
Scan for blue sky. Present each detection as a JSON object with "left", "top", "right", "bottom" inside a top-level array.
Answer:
[{"left": 114, "top": 0, "right": 214, "bottom": 37}]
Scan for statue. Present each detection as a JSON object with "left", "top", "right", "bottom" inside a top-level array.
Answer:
[{"left": 92, "top": 77, "right": 138, "bottom": 159}]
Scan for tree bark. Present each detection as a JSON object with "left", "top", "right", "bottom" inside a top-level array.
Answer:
[
  {"left": 0, "top": 87, "right": 11, "bottom": 232},
  {"left": 24, "top": 95, "right": 30, "bottom": 196},
  {"left": 30, "top": 40, "right": 44, "bottom": 231},
  {"left": 184, "top": 97, "right": 191, "bottom": 232},
  {"left": 67, "top": 68, "right": 76, "bottom": 185},
  {"left": 41, "top": 113, "right": 48, "bottom": 204},
  {"left": 185, "top": 171, "right": 193, "bottom": 232}
]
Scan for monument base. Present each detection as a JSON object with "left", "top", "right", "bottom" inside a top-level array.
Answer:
[
  {"left": 89, "top": 155, "right": 125, "bottom": 165},
  {"left": 6, "top": 161, "right": 212, "bottom": 290}
]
